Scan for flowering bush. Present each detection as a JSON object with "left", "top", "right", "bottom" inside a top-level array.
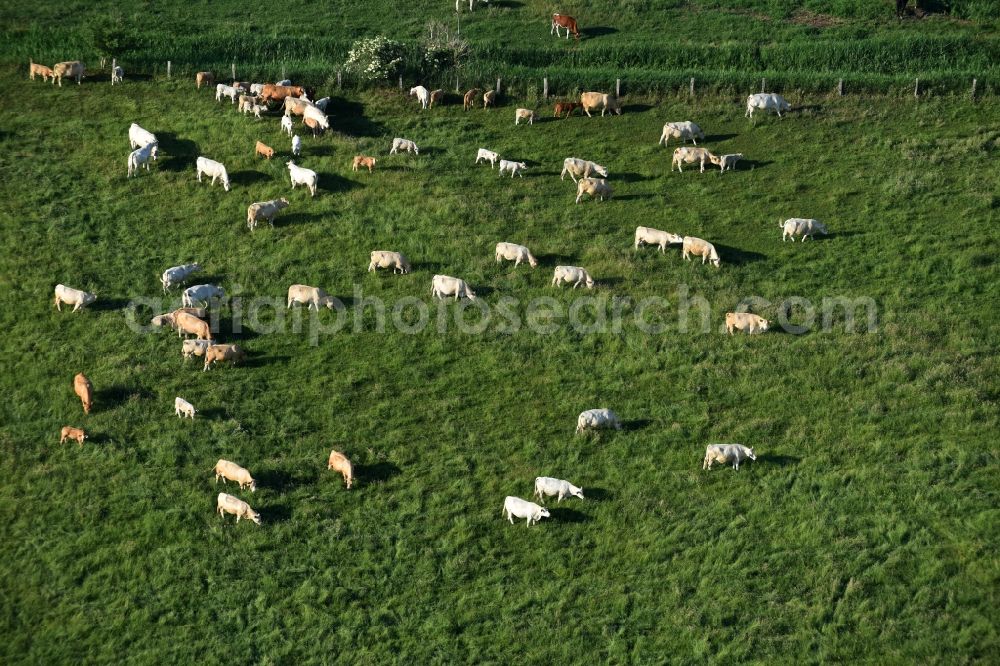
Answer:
[{"left": 344, "top": 36, "right": 405, "bottom": 83}]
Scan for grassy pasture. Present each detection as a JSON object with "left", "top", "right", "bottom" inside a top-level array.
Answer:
[{"left": 0, "top": 59, "right": 998, "bottom": 663}]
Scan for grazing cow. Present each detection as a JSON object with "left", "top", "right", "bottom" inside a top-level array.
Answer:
[
  {"left": 250, "top": 103, "right": 267, "bottom": 119},
  {"left": 431, "top": 275, "right": 476, "bottom": 300},
  {"left": 463, "top": 88, "right": 481, "bottom": 111},
  {"left": 327, "top": 450, "right": 354, "bottom": 489},
  {"left": 515, "top": 108, "right": 537, "bottom": 125},
  {"left": 29, "top": 61, "right": 54, "bottom": 82},
  {"left": 160, "top": 263, "right": 201, "bottom": 292},
  {"left": 302, "top": 105, "right": 330, "bottom": 131},
  {"left": 303, "top": 116, "right": 325, "bottom": 137},
  {"left": 128, "top": 123, "right": 157, "bottom": 150},
  {"left": 551, "top": 13, "right": 580, "bottom": 39},
  {"left": 429, "top": 89, "right": 445, "bottom": 108},
  {"left": 576, "top": 408, "right": 621, "bottom": 433},
  {"left": 483, "top": 90, "right": 496, "bottom": 109},
  {"left": 60, "top": 426, "right": 87, "bottom": 446},
  {"left": 561, "top": 157, "right": 608, "bottom": 182},
  {"left": 203, "top": 344, "right": 247, "bottom": 371},
  {"left": 287, "top": 284, "right": 337, "bottom": 310},
  {"left": 552, "top": 265, "right": 595, "bottom": 289},
  {"left": 254, "top": 140, "right": 275, "bottom": 160},
  {"left": 249, "top": 83, "right": 265, "bottom": 95},
  {"left": 575, "top": 178, "right": 613, "bottom": 203},
  {"left": 710, "top": 153, "right": 743, "bottom": 172},
  {"left": 495, "top": 242, "right": 538, "bottom": 268},
  {"left": 111, "top": 65, "right": 124, "bottom": 85},
  {"left": 214, "top": 460, "right": 257, "bottom": 492},
  {"left": 368, "top": 251, "right": 411, "bottom": 274},
  {"left": 390, "top": 138, "right": 419, "bottom": 155},
  {"left": 215, "top": 83, "right": 239, "bottom": 104},
  {"left": 259, "top": 84, "right": 307, "bottom": 104},
  {"left": 240, "top": 93, "right": 256, "bottom": 113},
  {"left": 52, "top": 61, "right": 85, "bottom": 86},
  {"left": 659, "top": 121, "right": 705, "bottom": 146},
  {"left": 174, "top": 396, "right": 196, "bottom": 419},
  {"left": 181, "top": 338, "right": 212, "bottom": 359},
  {"left": 681, "top": 236, "right": 721, "bottom": 267},
  {"left": 195, "top": 156, "right": 230, "bottom": 191},
  {"left": 54, "top": 284, "right": 96, "bottom": 312},
  {"left": 246, "top": 198, "right": 290, "bottom": 231},
  {"left": 580, "top": 92, "right": 620, "bottom": 117},
  {"left": 781, "top": 218, "right": 828, "bottom": 242},
  {"left": 352, "top": 155, "right": 376, "bottom": 173},
  {"left": 151, "top": 313, "right": 175, "bottom": 328},
  {"left": 475, "top": 148, "right": 500, "bottom": 168},
  {"left": 672, "top": 147, "right": 717, "bottom": 173},
  {"left": 498, "top": 159, "right": 527, "bottom": 178},
  {"left": 196, "top": 72, "right": 214, "bottom": 89},
  {"left": 174, "top": 311, "right": 212, "bottom": 340},
  {"left": 726, "top": 312, "right": 770, "bottom": 335},
  {"left": 746, "top": 93, "right": 791, "bottom": 118},
  {"left": 503, "top": 496, "right": 551, "bottom": 526},
  {"left": 127, "top": 142, "right": 158, "bottom": 178},
  {"left": 73, "top": 373, "right": 93, "bottom": 414},
  {"left": 280, "top": 115, "right": 294, "bottom": 136},
  {"left": 286, "top": 161, "right": 318, "bottom": 196},
  {"left": 217, "top": 492, "right": 261, "bottom": 525},
  {"left": 231, "top": 81, "right": 251, "bottom": 92},
  {"left": 533, "top": 477, "right": 584, "bottom": 503},
  {"left": 291, "top": 134, "right": 302, "bottom": 156},
  {"left": 314, "top": 97, "right": 330, "bottom": 112},
  {"left": 553, "top": 101, "right": 581, "bottom": 119},
  {"left": 635, "top": 226, "right": 683, "bottom": 252},
  {"left": 172, "top": 306, "right": 208, "bottom": 318},
  {"left": 703, "top": 444, "right": 756, "bottom": 471},
  {"left": 409, "top": 85, "right": 431, "bottom": 110},
  {"left": 182, "top": 284, "right": 225, "bottom": 308}
]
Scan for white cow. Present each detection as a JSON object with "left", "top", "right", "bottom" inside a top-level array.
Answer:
[
  {"left": 315, "top": 96, "right": 330, "bottom": 112},
  {"left": 182, "top": 284, "right": 225, "bottom": 308},
  {"left": 502, "top": 496, "right": 550, "bottom": 526},
  {"left": 286, "top": 161, "right": 318, "bottom": 196},
  {"left": 635, "top": 226, "right": 683, "bottom": 252},
  {"left": 390, "top": 138, "right": 419, "bottom": 155},
  {"left": 575, "top": 178, "right": 613, "bottom": 203},
  {"left": 128, "top": 123, "right": 157, "bottom": 149},
  {"left": 276, "top": 79, "right": 292, "bottom": 86},
  {"left": 181, "top": 338, "right": 212, "bottom": 359},
  {"left": 303, "top": 105, "right": 329, "bottom": 130},
  {"left": 195, "top": 156, "right": 230, "bottom": 191},
  {"left": 681, "top": 236, "right": 721, "bottom": 267},
  {"left": 174, "top": 396, "right": 196, "bottom": 419},
  {"left": 126, "top": 142, "right": 158, "bottom": 178},
  {"left": 250, "top": 83, "right": 265, "bottom": 95},
  {"left": 409, "top": 85, "right": 430, "bottom": 110},
  {"left": 216, "top": 83, "right": 239, "bottom": 103},
  {"left": 368, "top": 251, "right": 411, "bottom": 274},
  {"left": 533, "top": 477, "right": 584, "bottom": 503},
  {"left": 495, "top": 242, "right": 538, "bottom": 268},
  {"left": 710, "top": 153, "right": 743, "bottom": 172},
  {"left": 781, "top": 218, "right": 828, "bottom": 241},
  {"left": 217, "top": 492, "right": 262, "bottom": 525},
  {"left": 475, "top": 148, "right": 500, "bottom": 168},
  {"left": 515, "top": 108, "right": 537, "bottom": 125},
  {"left": 215, "top": 460, "right": 257, "bottom": 492},
  {"left": 160, "top": 263, "right": 201, "bottom": 292},
  {"left": 746, "top": 93, "right": 791, "bottom": 118},
  {"left": 703, "top": 444, "right": 757, "bottom": 471},
  {"left": 54, "top": 284, "right": 97, "bottom": 312},
  {"left": 576, "top": 408, "right": 621, "bottom": 433},
  {"left": 291, "top": 134, "right": 302, "bottom": 156},
  {"left": 431, "top": 275, "right": 476, "bottom": 300},
  {"left": 246, "top": 198, "right": 291, "bottom": 231},
  {"left": 287, "top": 284, "right": 337, "bottom": 310},
  {"left": 498, "top": 159, "right": 527, "bottom": 178},
  {"left": 561, "top": 157, "right": 608, "bottom": 182},
  {"left": 552, "top": 265, "right": 594, "bottom": 289},
  {"left": 659, "top": 121, "right": 705, "bottom": 146},
  {"left": 280, "top": 115, "right": 294, "bottom": 136}
]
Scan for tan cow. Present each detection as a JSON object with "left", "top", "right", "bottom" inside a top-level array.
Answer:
[
  {"left": 681, "top": 236, "right": 721, "bottom": 267},
  {"left": 368, "top": 251, "right": 411, "bottom": 274},
  {"left": 203, "top": 344, "right": 246, "bottom": 371},
  {"left": 515, "top": 108, "right": 537, "bottom": 125},
  {"left": 726, "top": 312, "right": 770, "bottom": 335},
  {"left": 214, "top": 459, "right": 257, "bottom": 492},
  {"left": 283, "top": 96, "right": 314, "bottom": 117},
  {"left": 575, "top": 178, "right": 613, "bottom": 204},
  {"left": 303, "top": 116, "right": 325, "bottom": 137},
  {"left": 327, "top": 450, "right": 354, "bottom": 489},
  {"left": 429, "top": 89, "right": 445, "bottom": 108},
  {"left": 217, "top": 492, "right": 262, "bottom": 525},
  {"left": 73, "top": 373, "right": 93, "bottom": 414},
  {"left": 259, "top": 84, "right": 307, "bottom": 104},
  {"left": 52, "top": 61, "right": 85, "bottom": 87},
  {"left": 60, "top": 426, "right": 87, "bottom": 446},
  {"left": 352, "top": 155, "right": 376, "bottom": 173},
  {"left": 287, "top": 284, "right": 337, "bottom": 310},
  {"left": 580, "top": 92, "right": 620, "bottom": 117},
  {"left": 463, "top": 88, "right": 481, "bottom": 111},
  {"left": 483, "top": 90, "right": 496, "bottom": 109},
  {"left": 196, "top": 72, "right": 214, "bottom": 89},
  {"left": 255, "top": 140, "right": 275, "bottom": 159},
  {"left": 174, "top": 311, "right": 212, "bottom": 340},
  {"left": 29, "top": 61, "right": 53, "bottom": 82},
  {"left": 672, "top": 147, "right": 717, "bottom": 173}
]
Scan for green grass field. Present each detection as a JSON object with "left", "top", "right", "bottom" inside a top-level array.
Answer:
[{"left": 0, "top": 2, "right": 998, "bottom": 663}]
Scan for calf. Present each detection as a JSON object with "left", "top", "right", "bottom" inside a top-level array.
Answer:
[
  {"left": 483, "top": 90, "right": 496, "bottom": 109},
  {"left": 60, "top": 426, "right": 87, "bottom": 446},
  {"left": 280, "top": 115, "right": 294, "bottom": 136},
  {"left": 195, "top": 72, "right": 214, "bottom": 89},
  {"left": 127, "top": 142, "right": 158, "bottom": 178},
  {"left": 635, "top": 226, "right": 683, "bottom": 252},
  {"left": 29, "top": 61, "right": 54, "bottom": 82},
  {"left": 710, "top": 153, "right": 743, "bottom": 172},
  {"left": 429, "top": 89, "right": 445, "bottom": 108},
  {"left": 533, "top": 477, "right": 584, "bottom": 503},
  {"left": 503, "top": 496, "right": 550, "bottom": 526},
  {"left": 476, "top": 148, "right": 500, "bottom": 168},
  {"left": 174, "top": 396, "right": 196, "bottom": 418},
  {"left": 292, "top": 134, "right": 302, "bottom": 157},
  {"left": 498, "top": 159, "right": 527, "bottom": 178},
  {"left": 286, "top": 161, "right": 318, "bottom": 196},
  {"left": 463, "top": 88, "right": 481, "bottom": 111},
  {"left": 553, "top": 102, "right": 580, "bottom": 119},
  {"left": 409, "top": 85, "right": 430, "bottom": 110},
  {"left": 703, "top": 444, "right": 756, "bottom": 471},
  {"left": 368, "top": 251, "right": 411, "bottom": 274},
  {"left": 352, "top": 155, "right": 376, "bottom": 173},
  {"left": 515, "top": 108, "right": 537, "bottom": 125},
  {"left": 111, "top": 65, "right": 124, "bottom": 85},
  {"left": 73, "top": 373, "right": 93, "bottom": 414},
  {"left": 54, "top": 284, "right": 96, "bottom": 312},
  {"left": 551, "top": 13, "right": 580, "bottom": 39},
  {"left": 255, "top": 141, "right": 275, "bottom": 160},
  {"left": 725, "top": 312, "right": 769, "bottom": 335},
  {"left": 181, "top": 339, "right": 212, "bottom": 360},
  {"left": 552, "top": 265, "right": 594, "bottom": 289},
  {"left": 214, "top": 459, "right": 257, "bottom": 492},
  {"left": 327, "top": 450, "right": 354, "bottom": 489},
  {"left": 217, "top": 492, "right": 261, "bottom": 525},
  {"left": 576, "top": 408, "right": 621, "bottom": 433}
]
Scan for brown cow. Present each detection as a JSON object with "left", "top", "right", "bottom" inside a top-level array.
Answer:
[
  {"left": 554, "top": 102, "right": 581, "bottom": 119},
  {"left": 429, "top": 89, "right": 445, "bottom": 108},
  {"left": 196, "top": 72, "right": 214, "bottom": 89},
  {"left": 352, "top": 156, "right": 376, "bottom": 173},
  {"left": 259, "top": 84, "right": 306, "bottom": 104},
  {"left": 327, "top": 450, "right": 354, "bottom": 489},
  {"left": 463, "top": 88, "right": 481, "bottom": 111},
  {"left": 255, "top": 141, "right": 275, "bottom": 159},
  {"left": 203, "top": 344, "right": 247, "bottom": 371},
  {"left": 73, "top": 373, "right": 93, "bottom": 414},
  {"left": 174, "top": 312, "right": 212, "bottom": 340},
  {"left": 551, "top": 14, "right": 580, "bottom": 40},
  {"left": 60, "top": 426, "right": 87, "bottom": 446},
  {"left": 29, "top": 61, "right": 53, "bottom": 82}
]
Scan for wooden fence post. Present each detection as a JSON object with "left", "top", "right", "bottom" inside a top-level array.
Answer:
[
  {"left": 112, "top": 58, "right": 117, "bottom": 73},
  {"left": 166, "top": 61, "right": 171, "bottom": 79},
  {"left": 282, "top": 64, "right": 286, "bottom": 80},
  {"left": 690, "top": 77, "right": 695, "bottom": 96},
  {"left": 399, "top": 75, "right": 403, "bottom": 90},
  {"left": 761, "top": 78, "right": 766, "bottom": 92},
  {"left": 838, "top": 79, "right": 843, "bottom": 96},
  {"left": 231, "top": 63, "right": 236, "bottom": 81},
  {"left": 337, "top": 70, "right": 342, "bottom": 89},
  {"left": 496, "top": 77, "right": 501, "bottom": 96},
  {"left": 455, "top": 74, "right": 460, "bottom": 93},
  {"left": 616, "top": 78, "right": 621, "bottom": 97},
  {"left": 971, "top": 78, "right": 977, "bottom": 99},
  {"left": 543, "top": 77, "right": 548, "bottom": 100},
  {"left": 914, "top": 78, "right": 919, "bottom": 98}
]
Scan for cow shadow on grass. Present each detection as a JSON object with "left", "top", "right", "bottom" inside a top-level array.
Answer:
[
  {"left": 616, "top": 172, "right": 653, "bottom": 183},
  {"left": 263, "top": 502, "right": 293, "bottom": 523},
  {"left": 792, "top": 104, "right": 823, "bottom": 114},
  {"left": 357, "top": 461, "right": 401, "bottom": 485},
  {"left": 584, "top": 487, "right": 612, "bottom": 501},
  {"left": 581, "top": 26, "right": 618, "bottom": 39},
  {"left": 241, "top": 354, "right": 291, "bottom": 369},
  {"left": 329, "top": 99, "right": 387, "bottom": 138},
  {"left": 91, "top": 298, "right": 131, "bottom": 311},
  {"left": 621, "top": 103, "right": 654, "bottom": 114},
  {"left": 96, "top": 384, "right": 151, "bottom": 408},
  {"left": 157, "top": 133, "right": 199, "bottom": 172},
  {"left": 551, "top": 507, "right": 590, "bottom": 523},
  {"left": 195, "top": 407, "right": 227, "bottom": 419},
  {"left": 276, "top": 212, "right": 324, "bottom": 227},
  {"left": 760, "top": 454, "right": 800, "bottom": 467},
  {"left": 536, "top": 252, "right": 575, "bottom": 265},
  {"left": 738, "top": 159, "right": 773, "bottom": 171},
  {"left": 613, "top": 194, "right": 650, "bottom": 202},
  {"left": 257, "top": 468, "right": 319, "bottom": 492},
  {"left": 492, "top": 0, "right": 524, "bottom": 8},
  {"left": 229, "top": 170, "right": 270, "bottom": 186},
  {"left": 319, "top": 173, "right": 362, "bottom": 194},
  {"left": 714, "top": 243, "right": 767, "bottom": 265},
  {"left": 622, "top": 419, "right": 652, "bottom": 432}
]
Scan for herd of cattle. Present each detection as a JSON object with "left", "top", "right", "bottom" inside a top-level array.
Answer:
[{"left": 38, "top": 54, "right": 822, "bottom": 527}]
